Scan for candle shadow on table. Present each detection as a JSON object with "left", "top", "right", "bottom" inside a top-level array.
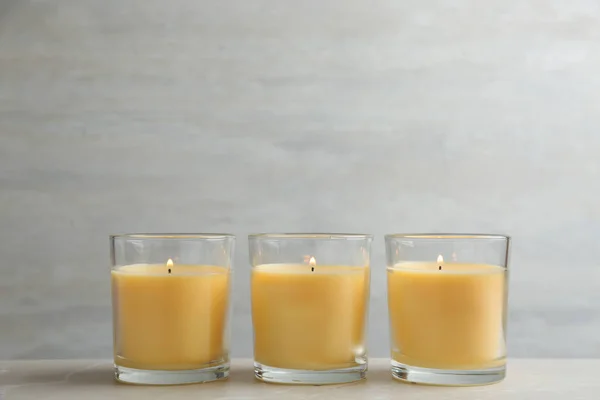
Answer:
[
  {"left": 365, "top": 368, "right": 395, "bottom": 383},
  {"left": 67, "top": 365, "right": 117, "bottom": 386},
  {"left": 227, "top": 365, "right": 258, "bottom": 384},
  {"left": 10, "top": 364, "right": 116, "bottom": 387}
]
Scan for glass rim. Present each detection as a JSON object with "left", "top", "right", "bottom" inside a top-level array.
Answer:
[
  {"left": 110, "top": 233, "right": 235, "bottom": 240},
  {"left": 249, "top": 232, "right": 373, "bottom": 240},
  {"left": 385, "top": 233, "right": 510, "bottom": 241}
]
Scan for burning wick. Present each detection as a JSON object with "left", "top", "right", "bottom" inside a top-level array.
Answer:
[
  {"left": 167, "top": 258, "right": 173, "bottom": 274},
  {"left": 437, "top": 254, "right": 443, "bottom": 271},
  {"left": 309, "top": 256, "right": 316, "bottom": 272}
]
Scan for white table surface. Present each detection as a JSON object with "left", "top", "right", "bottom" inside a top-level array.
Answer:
[{"left": 0, "top": 359, "right": 598, "bottom": 400}]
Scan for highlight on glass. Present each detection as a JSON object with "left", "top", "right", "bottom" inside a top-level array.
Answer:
[
  {"left": 385, "top": 234, "right": 510, "bottom": 386},
  {"left": 110, "top": 233, "right": 235, "bottom": 385},
  {"left": 249, "top": 233, "right": 372, "bottom": 385}
]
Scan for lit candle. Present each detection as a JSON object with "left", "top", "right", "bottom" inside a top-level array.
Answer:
[
  {"left": 249, "top": 233, "right": 372, "bottom": 384},
  {"left": 387, "top": 254, "right": 506, "bottom": 370},
  {"left": 252, "top": 256, "right": 369, "bottom": 371},
  {"left": 110, "top": 233, "right": 235, "bottom": 385},
  {"left": 112, "top": 259, "right": 230, "bottom": 371}
]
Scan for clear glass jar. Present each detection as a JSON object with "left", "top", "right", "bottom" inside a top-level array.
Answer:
[
  {"left": 249, "top": 233, "right": 372, "bottom": 384},
  {"left": 385, "top": 233, "right": 510, "bottom": 386},
  {"left": 111, "top": 233, "right": 235, "bottom": 385}
]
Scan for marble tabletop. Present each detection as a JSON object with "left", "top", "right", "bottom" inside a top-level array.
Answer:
[{"left": 0, "top": 359, "right": 598, "bottom": 400}]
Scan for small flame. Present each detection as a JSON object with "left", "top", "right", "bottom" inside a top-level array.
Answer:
[
  {"left": 437, "top": 255, "right": 444, "bottom": 263},
  {"left": 167, "top": 259, "right": 174, "bottom": 267},
  {"left": 309, "top": 256, "right": 316, "bottom": 267}
]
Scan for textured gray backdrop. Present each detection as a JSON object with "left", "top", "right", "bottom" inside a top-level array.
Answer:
[{"left": 1, "top": 0, "right": 599, "bottom": 359}]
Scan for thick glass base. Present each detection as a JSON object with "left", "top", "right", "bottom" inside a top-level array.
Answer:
[
  {"left": 254, "top": 362, "right": 366, "bottom": 385},
  {"left": 391, "top": 360, "right": 505, "bottom": 386},
  {"left": 114, "top": 363, "right": 229, "bottom": 385}
]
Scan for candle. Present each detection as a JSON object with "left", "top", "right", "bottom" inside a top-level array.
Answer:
[
  {"left": 249, "top": 233, "right": 372, "bottom": 384},
  {"left": 251, "top": 260, "right": 369, "bottom": 371},
  {"left": 385, "top": 234, "right": 509, "bottom": 385},
  {"left": 388, "top": 256, "right": 506, "bottom": 370},
  {"left": 112, "top": 261, "right": 230, "bottom": 371},
  {"left": 110, "top": 233, "right": 234, "bottom": 385}
]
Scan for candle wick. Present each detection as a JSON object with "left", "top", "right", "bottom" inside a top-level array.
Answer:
[
  {"left": 438, "top": 266, "right": 442, "bottom": 271},
  {"left": 311, "top": 267, "right": 314, "bottom": 272},
  {"left": 168, "top": 268, "right": 171, "bottom": 274}
]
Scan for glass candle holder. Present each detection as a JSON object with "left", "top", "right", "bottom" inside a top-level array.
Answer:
[
  {"left": 249, "top": 233, "right": 372, "bottom": 385},
  {"left": 110, "top": 233, "right": 235, "bottom": 385},
  {"left": 385, "top": 234, "right": 510, "bottom": 386}
]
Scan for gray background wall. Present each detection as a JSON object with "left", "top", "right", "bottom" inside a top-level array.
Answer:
[{"left": 1, "top": 0, "right": 599, "bottom": 359}]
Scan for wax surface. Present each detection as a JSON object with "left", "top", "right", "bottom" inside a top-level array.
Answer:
[
  {"left": 111, "top": 264, "right": 229, "bottom": 370},
  {"left": 252, "top": 264, "right": 369, "bottom": 370},
  {"left": 388, "top": 262, "right": 506, "bottom": 370}
]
